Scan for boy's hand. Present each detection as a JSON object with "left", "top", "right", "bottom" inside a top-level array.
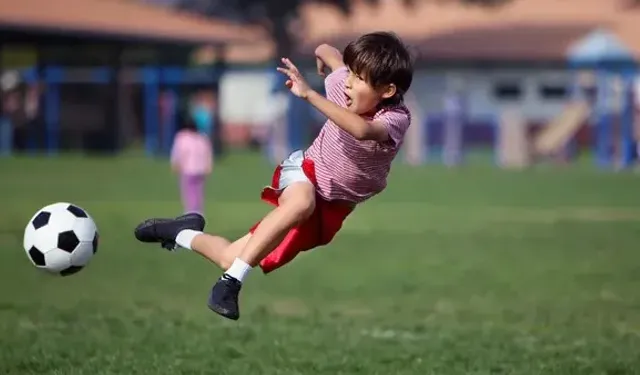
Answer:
[
  {"left": 277, "top": 57, "right": 312, "bottom": 99},
  {"left": 316, "top": 56, "right": 328, "bottom": 77},
  {"left": 314, "top": 44, "right": 345, "bottom": 74}
]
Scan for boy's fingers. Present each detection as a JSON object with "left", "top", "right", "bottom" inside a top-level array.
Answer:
[
  {"left": 276, "top": 67, "right": 293, "bottom": 77},
  {"left": 282, "top": 57, "right": 299, "bottom": 72}
]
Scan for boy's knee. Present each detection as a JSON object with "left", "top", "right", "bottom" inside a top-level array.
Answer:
[
  {"left": 293, "top": 194, "right": 316, "bottom": 220},
  {"left": 219, "top": 257, "right": 233, "bottom": 271},
  {"left": 280, "top": 183, "right": 316, "bottom": 224}
]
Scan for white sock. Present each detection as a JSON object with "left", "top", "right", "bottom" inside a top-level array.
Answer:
[
  {"left": 225, "top": 258, "right": 252, "bottom": 283},
  {"left": 175, "top": 229, "right": 202, "bottom": 250}
]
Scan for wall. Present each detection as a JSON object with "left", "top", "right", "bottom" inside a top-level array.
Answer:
[{"left": 217, "top": 65, "right": 577, "bottom": 146}]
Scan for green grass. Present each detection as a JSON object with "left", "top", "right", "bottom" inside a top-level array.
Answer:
[{"left": 1, "top": 152, "right": 640, "bottom": 374}]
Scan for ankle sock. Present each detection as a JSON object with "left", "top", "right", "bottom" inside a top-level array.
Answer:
[
  {"left": 225, "top": 258, "right": 252, "bottom": 283},
  {"left": 175, "top": 229, "right": 202, "bottom": 250}
]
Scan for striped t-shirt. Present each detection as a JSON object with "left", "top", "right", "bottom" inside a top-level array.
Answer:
[{"left": 304, "top": 67, "right": 412, "bottom": 203}]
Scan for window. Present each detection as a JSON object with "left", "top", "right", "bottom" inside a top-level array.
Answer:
[
  {"left": 493, "top": 81, "right": 522, "bottom": 101},
  {"left": 539, "top": 84, "right": 569, "bottom": 100}
]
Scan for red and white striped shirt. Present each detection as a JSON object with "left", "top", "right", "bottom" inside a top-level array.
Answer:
[{"left": 305, "top": 67, "right": 412, "bottom": 203}]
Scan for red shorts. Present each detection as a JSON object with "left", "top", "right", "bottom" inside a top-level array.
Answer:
[{"left": 249, "top": 155, "right": 354, "bottom": 274}]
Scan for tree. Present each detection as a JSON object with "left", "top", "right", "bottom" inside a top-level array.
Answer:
[{"left": 176, "top": 0, "right": 511, "bottom": 61}]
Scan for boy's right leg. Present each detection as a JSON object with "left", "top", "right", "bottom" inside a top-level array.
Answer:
[{"left": 190, "top": 232, "right": 251, "bottom": 270}]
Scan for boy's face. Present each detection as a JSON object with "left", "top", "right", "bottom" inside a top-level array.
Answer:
[{"left": 344, "top": 68, "right": 396, "bottom": 115}]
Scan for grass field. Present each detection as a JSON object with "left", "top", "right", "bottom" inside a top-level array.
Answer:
[{"left": 1, "top": 152, "right": 640, "bottom": 374}]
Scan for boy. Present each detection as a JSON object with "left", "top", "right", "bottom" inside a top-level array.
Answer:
[{"left": 134, "top": 31, "right": 413, "bottom": 320}]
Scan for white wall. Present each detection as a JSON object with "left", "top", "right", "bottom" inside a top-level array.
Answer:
[
  {"left": 410, "top": 68, "right": 573, "bottom": 123},
  {"left": 218, "top": 69, "right": 278, "bottom": 126},
  {"left": 217, "top": 66, "right": 575, "bottom": 126}
]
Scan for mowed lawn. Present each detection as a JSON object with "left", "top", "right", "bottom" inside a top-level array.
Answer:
[{"left": 0, "top": 152, "right": 639, "bottom": 375}]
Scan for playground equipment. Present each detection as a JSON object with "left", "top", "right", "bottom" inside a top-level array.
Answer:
[
  {"left": 403, "top": 92, "right": 427, "bottom": 165},
  {"left": 495, "top": 108, "right": 529, "bottom": 169},
  {"left": 532, "top": 100, "right": 591, "bottom": 158},
  {"left": 566, "top": 28, "right": 637, "bottom": 169},
  {"left": 422, "top": 28, "right": 638, "bottom": 170}
]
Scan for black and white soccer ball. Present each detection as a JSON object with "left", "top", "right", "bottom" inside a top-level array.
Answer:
[{"left": 23, "top": 202, "right": 99, "bottom": 276}]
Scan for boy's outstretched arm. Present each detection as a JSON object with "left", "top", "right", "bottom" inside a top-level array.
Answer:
[
  {"left": 315, "top": 44, "right": 345, "bottom": 76},
  {"left": 306, "top": 91, "right": 389, "bottom": 142},
  {"left": 277, "top": 58, "right": 389, "bottom": 142}
]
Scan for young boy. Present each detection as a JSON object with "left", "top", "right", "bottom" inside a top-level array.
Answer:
[{"left": 134, "top": 31, "right": 413, "bottom": 320}]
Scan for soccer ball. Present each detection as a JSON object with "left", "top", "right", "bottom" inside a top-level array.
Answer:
[{"left": 23, "top": 202, "right": 99, "bottom": 276}]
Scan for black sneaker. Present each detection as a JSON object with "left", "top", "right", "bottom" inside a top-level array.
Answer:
[
  {"left": 208, "top": 274, "right": 242, "bottom": 320},
  {"left": 134, "top": 213, "right": 205, "bottom": 250}
]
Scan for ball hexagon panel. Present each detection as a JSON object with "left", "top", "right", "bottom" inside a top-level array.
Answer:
[
  {"left": 58, "top": 230, "right": 80, "bottom": 253},
  {"left": 70, "top": 242, "right": 94, "bottom": 267},
  {"left": 72, "top": 217, "right": 97, "bottom": 242},
  {"left": 43, "top": 248, "right": 72, "bottom": 273},
  {"left": 41, "top": 202, "right": 73, "bottom": 212},
  {"left": 47, "top": 209, "right": 78, "bottom": 234},
  {"left": 28, "top": 246, "right": 46, "bottom": 267},
  {"left": 32, "top": 226, "right": 59, "bottom": 254}
]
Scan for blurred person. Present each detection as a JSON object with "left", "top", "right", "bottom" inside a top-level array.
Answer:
[
  {"left": 134, "top": 32, "right": 414, "bottom": 321},
  {"left": 634, "top": 78, "right": 640, "bottom": 167},
  {"left": 24, "top": 83, "right": 42, "bottom": 152},
  {"left": 170, "top": 116, "right": 213, "bottom": 216},
  {"left": 0, "top": 102, "right": 13, "bottom": 157},
  {"left": 1, "top": 71, "right": 21, "bottom": 157},
  {"left": 189, "top": 91, "right": 216, "bottom": 137}
]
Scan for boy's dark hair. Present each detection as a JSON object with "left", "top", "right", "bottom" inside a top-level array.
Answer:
[{"left": 343, "top": 31, "right": 414, "bottom": 105}]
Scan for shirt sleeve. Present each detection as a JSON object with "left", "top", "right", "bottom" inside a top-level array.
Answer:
[
  {"left": 324, "top": 66, "right": 349, "bottom": 107},
  {"left": 374, "top": 107, "right": 412, "bottom": 147}
]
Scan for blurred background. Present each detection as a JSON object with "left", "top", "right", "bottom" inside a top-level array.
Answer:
[
  {"left": 2, "top": 0, "right": 640, "bottom": 166},
  {"left": 2, "top": 1, "right": 640, "bottom": 374}
]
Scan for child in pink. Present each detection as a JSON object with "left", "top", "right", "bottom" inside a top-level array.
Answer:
[{"left": 170, "top": 120, "right": 212, "bottom": 215}]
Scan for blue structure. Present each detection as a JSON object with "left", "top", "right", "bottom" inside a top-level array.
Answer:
[
  {"left": 139, "top": 66, "right": 221, "bottom": 156},
  {"left": 567, "top": 28, "right": 638, "bottom": 169},
  {"left": 16, "top": 65, "right": 221, "bottom": 157},
  {"left": 0, "top": 2, "right": 252, "bottom": 159},
  {"left": 18, "top": 66, "right": 112, "bottom": 155}
]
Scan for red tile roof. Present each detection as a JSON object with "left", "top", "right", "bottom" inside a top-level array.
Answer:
[{"left": 0, "top": 0, "right": 265, "bottom": 45}]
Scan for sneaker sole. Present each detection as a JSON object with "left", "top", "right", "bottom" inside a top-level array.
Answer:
[{"left": 207, "top": 302, "right": 240, "bottom": 321}]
